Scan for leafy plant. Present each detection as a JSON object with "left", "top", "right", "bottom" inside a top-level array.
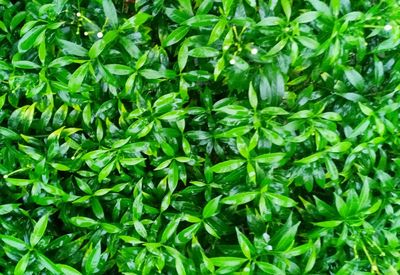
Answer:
[{"left": 1, "top": 0, "right": 400, "bottom": 274}]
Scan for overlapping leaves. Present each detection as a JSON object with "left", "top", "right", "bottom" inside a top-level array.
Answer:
[{"left": 0, "top": 0, "right": 400, "bottom": 274}]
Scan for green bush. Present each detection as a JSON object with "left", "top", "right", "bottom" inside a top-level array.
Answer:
[{"left": 1, "top": 0, "right": 400, "bottom": 274}]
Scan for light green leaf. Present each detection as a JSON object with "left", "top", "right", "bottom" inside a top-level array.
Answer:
[
  {"left": 30, "top": 214, "right": 49, "bottom": 247},
  {"left": 68, "top": 62, "right": 89, "bottom": 93},
  {"left": 211, "top": 159, "right": 246, "bottom": 173},
  {"left": 102, "top": 0, "right": 118, "bottom": 27},
  {"left": 70, "top": 216, "right": 98, "bottom": 228},
  {"left": 265, "top": 193, "right": 297, "bottom": 207},
  {"left": 221, "top": 192, "right": 259, "bottom": 205},
  {"left": 189, "top": 47, "right": 219, "bottom": 58},
  {"left": 202, "top": 195, "right": 221, "bottom": 218},
  {"left": 254, "top": 153, "right": 286, "bottom": 164},
  {"left": 14, "top": 253, "right": 30, "bottom": 275},
  {"left": 18, "top": 25, "right": 46, "bottom": 53},
  {"left": 164, "top": 26, "right": 190, "bottom": 47},
  {"left": 344, "top": 68, "right": 365, "bottom": 91}
]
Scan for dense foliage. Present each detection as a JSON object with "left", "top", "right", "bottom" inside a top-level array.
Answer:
[{"left": 1, "top": 0, "right": 400, "bottom": 274}]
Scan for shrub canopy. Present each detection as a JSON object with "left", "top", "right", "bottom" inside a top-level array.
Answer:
[{"left": 0, "top": 0, "right": 400, "bottom": 274}]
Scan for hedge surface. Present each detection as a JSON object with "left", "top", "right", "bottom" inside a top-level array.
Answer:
[{"left": 0, "top": 0, "right": 400, "bottom": 274}]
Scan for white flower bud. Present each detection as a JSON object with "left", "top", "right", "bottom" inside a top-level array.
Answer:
[
  {"left": 97, "top": 32, "right": 103, "bottom": 38},
  {"left": 229, "top": 59, "right": 236, "bottom": 65},
  {"left": 76, "top": 12, "right": 81, "bottom": 17},
  {"left": 266, "top": 245, "right": 273, "bottom": 251},
  {"left": 84, "top": 31, "right": 89, "bottom": 36},
  {"left": 251, "top": 48, "right": 258, "bottom": 55},
  {"left": 384, "top": 24, "right": 392, "bottom": 31}
]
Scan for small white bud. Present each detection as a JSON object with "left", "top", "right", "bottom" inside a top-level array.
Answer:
[
  {"left": 384, "top": 24, "right": 392, "bottom": 31},
  {"left": 71, "top": 156, "right": 75, "bottom": 160},
  {"left": 263, "top": 232, "right": 270, "bottom": 242},
  {"left": 266, "top": 245, "right": 273, "bottom": 251},
  {"left": 3, "top": 174, "right": 8, "bottom": 178},
  {"left": 84, "top": 31, "right": 89, "bottom": 36},
  {"left": 229, "top": 58, "right": 236, "bottom": 65},
  {"left": 97, "top": 32, "right": 103, "bottom": 38},
  {"left": 76, "top": 12, "right": 81, "bottom": 17},
  {"left": 251, "top": 48, "right": 258, "bottom": 55}
]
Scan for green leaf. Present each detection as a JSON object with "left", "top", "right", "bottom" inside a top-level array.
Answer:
[
  {"left": 189, "top": 47, "right": 219, "bottom": 58},
  {"left": 98, "top": 160, "right": 115, "bottom": 182},
  {"left": 235, "top": 228, "right": 255, "bottom": 259},
  {"left": 30, "top": 214, "right": 49, "bottom": 247},
  {"left": 326, "top": 142, "right": 352, "bottom": 153},
  {"left": 88, "top": 31, "right": 118, "bottom": 59},
  {"left": 313, "top": 220, "right": 343, "bottom": 227},
  {"left": 358, "top": 102, "right": 374, "bottom": 116},
  {"left": 295, "top": 152, "right": 325, "bottom": 164},
  {"left": 120, "top": 13, "right": 151, "bottom": 30},
  {"left": 58, "top": 39, "right": 88, "bottom": 57},
  {"left": 18, "top": 25, "right": 46, "bottom": 53},
  {"left": 37, "top": 253, "right": 62, "bottom": 274},
  {"left": 275, "top": 222, "right": 300, "bottom": 251},
  {"left": 105, "top": 64, "right": 134, "bottom": 75},
  {"left": 208, "top": 20, "right": 226, "bottom": 45},
  {"left": 222, "top": 0, "right": 234, "bottom": 15},
  {"left": 257, "top": 262, "right": 284, "bottom": 275},
  {"left": 183, "top": 14, "right": 219, "bottom": 27},
  {"left": 140, "top": 69, "right": 166, "bottom": 79},
  {"left": 84, "top": 241, "right": 101, "bottom": 274},
  {"left": 281, "top": 0, "right": 292, "bottom": 20},
  {"left": 0, "top": 235, "right": 28, "bottom": 250},
  {"left": 211, "top": 257, "right": 247, "bottom": 267},
  {"left": 257, "top": 17, "right": 284, "bottom": 26},
  {"left": 203, "top": 195, "right": 221, "bottom": 218},
  {"left": 0, "top": 204, "right": 20, "bottom": 215},
  {"left": 344, "top": 68, "right": 365, "bottom": 91},
  {"left": 296, "top": 36, "right": 319, "bottom": 49},
  {"left": 248, "top": 81, "right": 258, "bottom": 109},
  {"left": 102, "top": 0, "right": 118, "bottom": 27},
  {"left": 330, "top": 0, "right": 340, "bottom": 17},
  {"left": 0, "top": 127, "right": 20, "bottom": 140},
  {"left": 254, "top": 153, "right": 286, "bottom": 164},
  {"left": 221, "top": 192, "right": 259, "bottom": 205},
  {"left": 161, "top": 218, "right": 181, "bottom": 243},
  {"left": 70, "top": 217, "right": 98, "bottom": 228},
  {"left": 14, "top": 253, "right": 30, "bottom": 275},
  {"left": 211, "top": 159, "right": 246, "bottom": 173},
  {"left": 13, "top": 60, "right": 41, "bottom": 69},
  {"left": 163, "top": 26, "right": 190, "bottom": 47},
  {"left": 57, "top": 264, "right": 83, "bottom": 275},
  {"left": 215, "top": 126, "right": 252, "bottom": 138},
  {"left": 68, "top": 62, "right": 89, "bottom": 93},
  {"left": 319, "top": 112, "right": 342, "bottom": 121},
  {"left": 175, "top": 223, "right": 201, "bottom": 244},
  {"left": 134, "top": 220, "right": 148, "bottom": 239},
  {"left": 178, "top": 40, "right": 189, "bottom": 71},
  {"left": 294, "top": 11, "right": 319, "bottom": 23},
  {"left": 265, "top": 193, "right": 297, "bottom": 207}
]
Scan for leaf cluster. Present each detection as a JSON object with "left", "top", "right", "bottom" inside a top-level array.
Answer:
[{"left": 1, "top": 0, "right": 400, "bottom": 274}]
